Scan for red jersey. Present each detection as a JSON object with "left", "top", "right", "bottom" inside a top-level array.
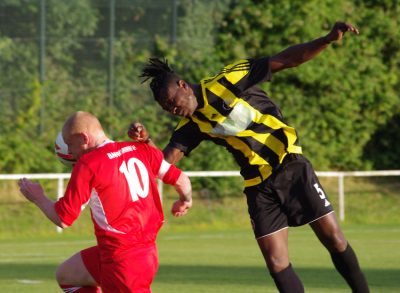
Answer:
[{"left": 55, "top": 141, "right": 181, "bottom": 261}]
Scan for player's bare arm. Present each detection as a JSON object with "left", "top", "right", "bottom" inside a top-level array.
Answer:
[
  {"left": 171, "top": 172, "right": 192, "bottom": 217},
  {"left": 18, "top": 178, "right": 67, "bottom": 228},
  {"left": 163, "top": 145, "right": 185, "bottom": 164},
  {"left": 270, "top": 21, "right": 359, "bottom": 73}
]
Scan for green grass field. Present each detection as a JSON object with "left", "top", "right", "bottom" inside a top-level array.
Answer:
[
  {"left": 1, "top": 176, "right": 399, "bottom": 292},
  {"left": 0, "top": 225, "right": 399, "bottom": 293}
]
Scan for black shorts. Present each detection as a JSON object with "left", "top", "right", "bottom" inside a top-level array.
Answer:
[{"left": 244, "top": 154, "right": 334, "bottom": 239}]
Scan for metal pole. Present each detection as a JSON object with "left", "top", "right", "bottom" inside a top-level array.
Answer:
[
  {"left": 39, "top": 0, "right": 46, "bottom": 135},
  {"left": 108, "top": 0, "right": 115, "bottom": 134},
  {"left": 338, "top": 174, "right": 345, "bottom": 221},
  {"left": 56, "top": 177, "right": 64, "bottom": 233},
  {"left": 171, "top": 0, "right": 177, "bottom": 44}
]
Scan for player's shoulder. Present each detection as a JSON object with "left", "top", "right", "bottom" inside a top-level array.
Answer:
[
  {"left": 79, "top": 141, "right": 125, "bottom": 162},
  {"left": 217, "top": 59, "right": 252, "bottom": 75},
  {"left": 118, "top": 141, "right": 163, "bottom": 158},
  {"left": 103, "top": 141, "right": 153, "bottom": 156}
]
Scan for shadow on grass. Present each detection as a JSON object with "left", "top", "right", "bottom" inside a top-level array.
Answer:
[
  {"left": 0, "top": 263, "right": 398, "bottom": 290},
  {"left": 156, "top": 264, "right": 400, "bottom": 290}
]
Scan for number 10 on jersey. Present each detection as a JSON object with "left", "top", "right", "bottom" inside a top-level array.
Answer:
[{"left": 119, "top": 158, "right": 150, "bottom": 201}]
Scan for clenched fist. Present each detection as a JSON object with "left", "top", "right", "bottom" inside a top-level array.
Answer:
[{"left": 127, "top": 122, "right": 151, "bottom": 143}]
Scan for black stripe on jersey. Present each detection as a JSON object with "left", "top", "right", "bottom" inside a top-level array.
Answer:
[
  {"left": 240, "top": 87, "right": 284, "bottom": 117},
  {"left": 218, "top": 76, "right": 242, "bottom": 98},
  {"left": 205, "top": 88, "right": 233, "bottom": 116},
  {"left": 239, "top": 136, "right": 280, "bottom": 169},
  {"left": 245, "top": 124, "right": 292, "bottom": 158},
  {"left": 207, "top": 135, "right": 262, "bottom": 180},
  {"left": 246, "top": 123, "right": 291, "bottom": 154},
  {"left": 247, "top": 121, "right": 276, "bottom": 134},
  {"left": 271, "top": 128, "right": 289, "bottom": 149},
  {"left": 194, "top": 111, "right": 218, "bottom": 128}
]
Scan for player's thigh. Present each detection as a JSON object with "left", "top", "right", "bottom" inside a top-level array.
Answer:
[
  {"left": 309, "top": 212, "right": 347, "bottom": 252},
  {"left": 273, "top": 156, "right": 334, "bottom": 226},
  {"left": 101, "top": 245, "right": 158, "bottom": 293},
  {"left": 257, "top": 228, "right": 290, "bottom": 272},
  {"left": 245, "top": 183, "right": 288, "bottom": 238},
  {"left": 56, "top": 246, "right": 99, "bottom": 286}
]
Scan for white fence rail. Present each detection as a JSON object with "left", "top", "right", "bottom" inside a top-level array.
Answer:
[{"left": 1, "top": 170, "right": 400, "bottom": 226}]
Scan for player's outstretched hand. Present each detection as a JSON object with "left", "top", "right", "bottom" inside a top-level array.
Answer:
[
  {"left": 18, "top": 178, "right": 45, "bottom": 203},
  {"left": 325, "top": 21, "right": 359, "bottom": 43},
  {"left": 127, "top": 122, "right": 150, "bottom": 143},
  {"left": 171, "top": 199, "right": 192, "bottom": 217}
]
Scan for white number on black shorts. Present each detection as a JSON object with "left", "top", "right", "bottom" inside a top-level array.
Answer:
[
  {"left": 119, "top": 158, "right": 149, "bottom": 202},
  {"left": 313, "top": 183, "right": 331, "bottom": 207}
]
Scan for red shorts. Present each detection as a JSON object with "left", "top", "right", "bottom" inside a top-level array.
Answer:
[{"left": 81, "top": 245, "right": 159, "bottom": 293}]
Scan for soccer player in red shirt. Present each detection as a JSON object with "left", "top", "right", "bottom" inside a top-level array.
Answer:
[{"left": 18, "top": 111, "right": 193, "bottom": 293}]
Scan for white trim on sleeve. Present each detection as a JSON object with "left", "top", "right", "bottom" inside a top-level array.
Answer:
[{"left": 158, "top": 160, "right": 171, "bottom": 180}]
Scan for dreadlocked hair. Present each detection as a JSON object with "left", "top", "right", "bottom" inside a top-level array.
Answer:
[{"left": 140, "top": 58, "right": 180, "bottom": 101}]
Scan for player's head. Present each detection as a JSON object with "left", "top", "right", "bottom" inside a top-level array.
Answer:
[
  {"left": 62, "top": 111, "right": 107, "bottom": 160},
  {"left": 140, "top": 58, "right": 198, "bottom": 117}
]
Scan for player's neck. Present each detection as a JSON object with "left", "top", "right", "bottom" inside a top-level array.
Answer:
[{"left": 191, "top": 84, "right": 204, "bottom": 109}]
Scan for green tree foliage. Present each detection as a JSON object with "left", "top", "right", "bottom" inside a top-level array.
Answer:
[
  {"left": 0, "top": 0, "right": 170, "bottom": 172},
  {"left": 216, "top": 0, "right": 400, "bottom": 170},
  {"left": 0, "top": 0, "right": 399, "bottom": 190},
  {"left": 363, "top": 114, "right": 400, "bottom": 169}
]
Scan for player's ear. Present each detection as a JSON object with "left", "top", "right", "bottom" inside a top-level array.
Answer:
[
  {"left": 81, "top": 132, "right": 90, "bottom": 145},
  {"left": 177, "top": 79, "right": 186, "bottom": 88}
]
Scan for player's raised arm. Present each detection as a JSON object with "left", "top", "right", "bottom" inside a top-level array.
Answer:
[{"left": 269, "top": 21, "right": 359, "bottom": 73}]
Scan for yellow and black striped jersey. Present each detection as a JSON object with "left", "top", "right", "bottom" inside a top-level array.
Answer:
[{"left": 168, "top": 57, "right": 302, "bottom": 187}]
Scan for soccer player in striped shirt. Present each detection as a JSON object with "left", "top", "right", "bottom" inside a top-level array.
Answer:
[
  {"left": 19, "top": 111, "right": 192, "bottom": 293},
  {"left": 129, "top": 22, "right": 369, "bottom": 292}
]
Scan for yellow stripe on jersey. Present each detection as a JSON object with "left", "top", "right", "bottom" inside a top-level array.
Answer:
[
  {"left": 175, "top": 117, "right": 191, "bottom": 131},
  {"left": 191, "top": 116, "right": 214, "bottom": 133},
  {"left": 234, "top": 100, "right": 302, "bottom": 156},
  {"left": 206, "top": 80, "right": 237, "bottom": 106},
  {"left": 244, "top": 176, "right": 262, "bottom": 187},
  {"left": 254, "top": 133, "right": 286, "bottom": 156},
  {"left": 284, "top": 126, "right": 302, "bottom": 154},
  {"left": 197, "top": 104, "right": 227, "bottom": 125},
  {"left": 224, "top": 136, "right": 269, "bottom": 166},
  {"left": 222, "top": 60, "right": 251, "bottom": 85},
  {"left": 258, "top": 164, "right": 273, "bottom": 182},
  {"left": 198, "top": 95, "right": 299, "bottom": 160},
  {"left": 243, "top": 164, "right": 273, "bottom": 187},
  {"left": 176, "top": 58, "right": 302, "bottom": 186}
]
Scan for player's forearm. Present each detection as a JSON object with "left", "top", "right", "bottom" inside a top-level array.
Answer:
[
  {"left": 145, "top": 138, "right": 157, "bottom": 148},
  {"left": 275, "top": 36, "right": 330, "bottom": 69},
  {"left": 163, "top": 146, "right": 185, "bottom": 165},
  {"left": 33, "top": 197, "right": 65, "bottom": 228},
  {"left": 174, "top": 172, "right": 192, "bottom": 204}
]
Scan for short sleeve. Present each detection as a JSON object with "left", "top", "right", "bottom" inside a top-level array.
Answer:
[
  {"left": 158, "top": 160, "right": 182, "bottom": 185},
  {"left": 234, "top": 57, "right": 272, "bottom": 92},
  {"left": 168, "top": 118, "right": 204, "bottom": 156},
  {"left": 54, "top": 161, "right": 93, "bottom": 226}
]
